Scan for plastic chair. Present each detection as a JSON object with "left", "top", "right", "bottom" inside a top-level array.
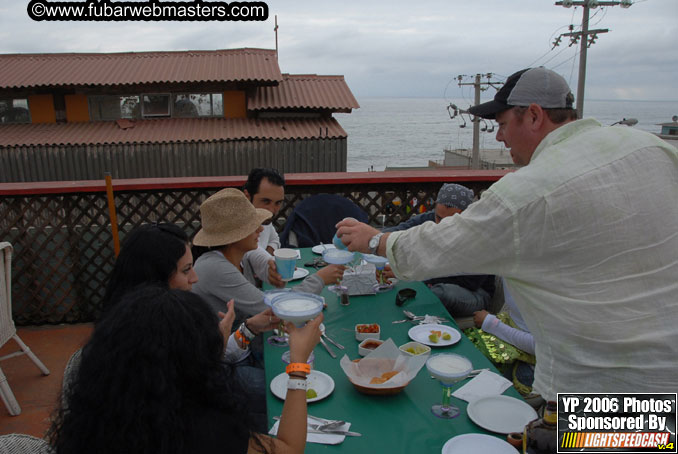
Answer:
[
  {"left": 279, "top": 194, "right": 369, "bottom": 248},
  {"left": 0, "top": 434, "right": 53, "bottom": 454},
  {"left": 0, "top": 242, "right": 50, "bottom": 416}
]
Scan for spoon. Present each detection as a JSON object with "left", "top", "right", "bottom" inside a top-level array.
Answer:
[
  {"left": 320, "top": 323, "right": 345, "bottom": 350},
  {"left": 403, "top": 310, "right": 424, "bottom": 320}
]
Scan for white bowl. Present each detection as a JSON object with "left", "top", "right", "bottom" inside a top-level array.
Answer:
[
  {"left": 355, "top": 323, "right": 380, "bottom": 341},
  {"left": 358, "top": 338, "right": 384, "bottom": 356},
  {"left": 399, "top": 341, "right": 431, "bottom": 357},
  {"left": 271, "top": 292, "right": 324, "bottom": 326}
]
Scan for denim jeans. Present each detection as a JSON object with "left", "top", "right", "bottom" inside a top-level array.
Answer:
[
  {"left": 232, "top": 356, "right": 267, "bottom": 432},
  {"left": 430, "top": 283, "right": 491, "bottom": 317}
]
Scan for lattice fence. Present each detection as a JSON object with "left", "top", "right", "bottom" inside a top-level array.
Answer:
[{"left": 0, "top": 179, "right": 492, "bottom": 325}]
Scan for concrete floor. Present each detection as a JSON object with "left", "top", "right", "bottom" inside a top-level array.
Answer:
[{"left": 0, "top": 324, "right": 93, "bottom": 438}]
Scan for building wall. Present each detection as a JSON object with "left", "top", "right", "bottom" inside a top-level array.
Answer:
[{"left": 0, "top": 138, "right": 347, "bottom": 182}]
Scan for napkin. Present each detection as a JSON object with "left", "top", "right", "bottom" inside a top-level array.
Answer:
[
  {"left": 452, "top": 369, "right": 513, "bottom": 403},
  {"left": 421, "top": 315, "right": 441, "bottom": 324},
  {"left": 268, "top": 417, "right": 352, "bottom": 445}
]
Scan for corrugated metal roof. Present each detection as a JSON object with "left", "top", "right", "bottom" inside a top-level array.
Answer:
[
  {"left": 0, "top": 117, "right": 346, "bottom": 147},
  {"left": 249, "top": 74, "right": 360, "bottom": 112},
  {"left": 0, "top": 48, "right": 282, "bottom": 89}
]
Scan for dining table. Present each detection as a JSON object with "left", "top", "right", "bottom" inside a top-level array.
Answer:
[{"left": 263, "top": 247, "right": 528, "bottom": 453}]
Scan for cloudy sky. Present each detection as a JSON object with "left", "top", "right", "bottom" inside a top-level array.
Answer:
[{"left": 1, "top": 0, "right": 676, "bottom": 101}]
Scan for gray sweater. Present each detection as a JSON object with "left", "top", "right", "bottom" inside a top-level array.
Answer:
[{"left": 192, "top": 250, "right": 324, "bottom": 317}]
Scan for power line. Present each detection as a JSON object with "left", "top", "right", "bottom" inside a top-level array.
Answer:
[{"left": 554, "top": 0, "right": 632, "bottom": 117}]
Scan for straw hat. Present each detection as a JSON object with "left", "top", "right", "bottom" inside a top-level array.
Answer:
[{"left": 193, "top": 188, "right": 272, "bottom": 247}]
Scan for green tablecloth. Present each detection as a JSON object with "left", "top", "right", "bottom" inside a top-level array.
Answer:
[{"left": 264, "top": 248, "right": 524, "bottom": 452}]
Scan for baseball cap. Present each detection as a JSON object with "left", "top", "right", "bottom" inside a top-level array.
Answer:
[{"left": 468, "top": 67, "right": 575, "bottom": 119}]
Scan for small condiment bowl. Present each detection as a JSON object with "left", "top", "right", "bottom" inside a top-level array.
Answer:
[
  {"left": 358, "top": 338, "right": 384, "bottom": 356},
  {"left": 355, "top": 323, "right": 380, "bottom": 341},
  {"left": 398, "top": 341, "right": 431, "bottom": 357}
]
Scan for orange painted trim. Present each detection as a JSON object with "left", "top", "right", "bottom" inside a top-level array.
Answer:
[
  {"left": 65, "top": 94, "right": 90, "bottom": 122},
  {"left": 223, "top": 90, "right": 246, "bottom": 119},
  {"left": 28, "top": 94, "right": 56, "bottom": 123}
]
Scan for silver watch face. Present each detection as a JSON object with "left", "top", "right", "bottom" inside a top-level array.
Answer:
[{"left": 369, "top": 236, "right": 379, "bottom": 249}]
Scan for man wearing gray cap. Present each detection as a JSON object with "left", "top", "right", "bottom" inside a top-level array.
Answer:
[
  {"left": 383, "top": 183, "right": 495, "bottom": 316},
  {"left": 336, "top": 67, "right": 678, "bottom": 401},
  {"left": 383, "top": 183, "right": 475, "bottom": 232}
]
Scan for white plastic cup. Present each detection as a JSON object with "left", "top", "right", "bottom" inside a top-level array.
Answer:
[{"left": 274, "top": 248, "right": 298, "bottom": 281}]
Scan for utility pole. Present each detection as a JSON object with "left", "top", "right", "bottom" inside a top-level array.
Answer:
[
  {"left": 555, "top": 0, "right": 631, "bottom": 118},
  {"left": 456, "top": 73, "right": 503, "bottom": 169}
]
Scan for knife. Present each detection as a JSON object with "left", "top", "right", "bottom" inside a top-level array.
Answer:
[
  {"left": 318, "top": 337, "right": 337, "bottom": 358},
  {"left": 322, "top": 332, "right": 345, "bottom": 350},
  {"left": 307, "top": 428, "right": 362, "bottom": 437}
]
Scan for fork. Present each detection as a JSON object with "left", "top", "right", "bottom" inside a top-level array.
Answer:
[{"left": 273, "top": 416, "right": 345, "bottom": 431}]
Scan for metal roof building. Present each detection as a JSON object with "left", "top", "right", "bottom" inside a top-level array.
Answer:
[{"left": 0, "top": 49, "right": 359, "bottom": 182}]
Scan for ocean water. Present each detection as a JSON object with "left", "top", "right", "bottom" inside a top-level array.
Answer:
[{"left": 337, "top": 98, "right": 678, "bottom": 172}]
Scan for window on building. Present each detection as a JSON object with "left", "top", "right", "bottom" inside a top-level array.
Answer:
[
  {"left": 142, "top": 94, "right": 171, "bottom": 117},
  {"left": 0, "top": 98, "right": 31, "bottom": 124},
  {"left": 88, "top": 93, "right": 225, "bottom": 121},
  {"left": 89, "top": 95, "right": 140, "bottom": 121},
  {"left": 173, "top": 93, "right": 223, "bottom": 118}
]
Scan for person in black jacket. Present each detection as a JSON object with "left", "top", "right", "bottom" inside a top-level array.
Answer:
[{"left": 383, "top": 183, "right": 495, "bottom": 317}]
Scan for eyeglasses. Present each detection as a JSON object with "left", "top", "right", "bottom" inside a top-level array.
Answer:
[{"left": 395, "top": 288, "right": 417, "bottom": 306}]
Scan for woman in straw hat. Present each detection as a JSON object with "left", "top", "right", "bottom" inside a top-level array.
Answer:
[{"left": 192, "top": 188, "right": 345, "bottom": 319}]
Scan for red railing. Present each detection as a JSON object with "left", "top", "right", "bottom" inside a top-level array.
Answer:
[{"left": 0, "top": 170, "right": 509, "bottom": 325}]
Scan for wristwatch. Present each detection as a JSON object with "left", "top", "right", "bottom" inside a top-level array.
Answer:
[{"left": 368, "top": 232, "right": 384, "bottom": 255}]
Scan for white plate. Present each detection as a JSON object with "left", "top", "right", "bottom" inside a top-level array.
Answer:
[
  {"left": 442, "top": 434, "right": 518, "bottom": 454},
  {"left": 291, "top": 268, "right": 310, "bottom": 280},
  {"left": 269, "top": 370, "right": 335, "bottom": 403},
  {"left": 467, "top": 395, "right": 538, "bottom": 434},
  {"left": 408, "top": 324, "right": 461, "bottom": 346},
  {"left": 311, "top": 244, "right": 335, "bottom": 254}
]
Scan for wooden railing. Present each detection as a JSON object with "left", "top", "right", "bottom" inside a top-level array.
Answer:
[{"left": 0, "top": 170, "right": 509, "bottom": 325}]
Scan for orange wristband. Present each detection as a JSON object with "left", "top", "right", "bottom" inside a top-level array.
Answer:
[{"left": 285, "top": 362, "right": 311, "bottom": 375}]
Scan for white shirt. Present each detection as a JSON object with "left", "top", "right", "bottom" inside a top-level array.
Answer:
[
  {"left": 387, "top": 119, "right": 678, "bottom": 399},
  {"left": 258, "top": 223, "right": 280, "bottom": 251}
]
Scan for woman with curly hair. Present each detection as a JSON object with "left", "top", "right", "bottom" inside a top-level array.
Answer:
[{"left": 49, "top": 285, "right": 321, "bottom": 454}]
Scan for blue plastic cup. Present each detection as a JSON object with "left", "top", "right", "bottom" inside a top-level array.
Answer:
[
  {"left": 332, "top": 233, "right": 347, "bottom": 250},
  {"left": 333, "top": 217, "right": 357, "bottom": 250},
  {"left": 274, "top": 248, "right": 298, "bottom": 281}
]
